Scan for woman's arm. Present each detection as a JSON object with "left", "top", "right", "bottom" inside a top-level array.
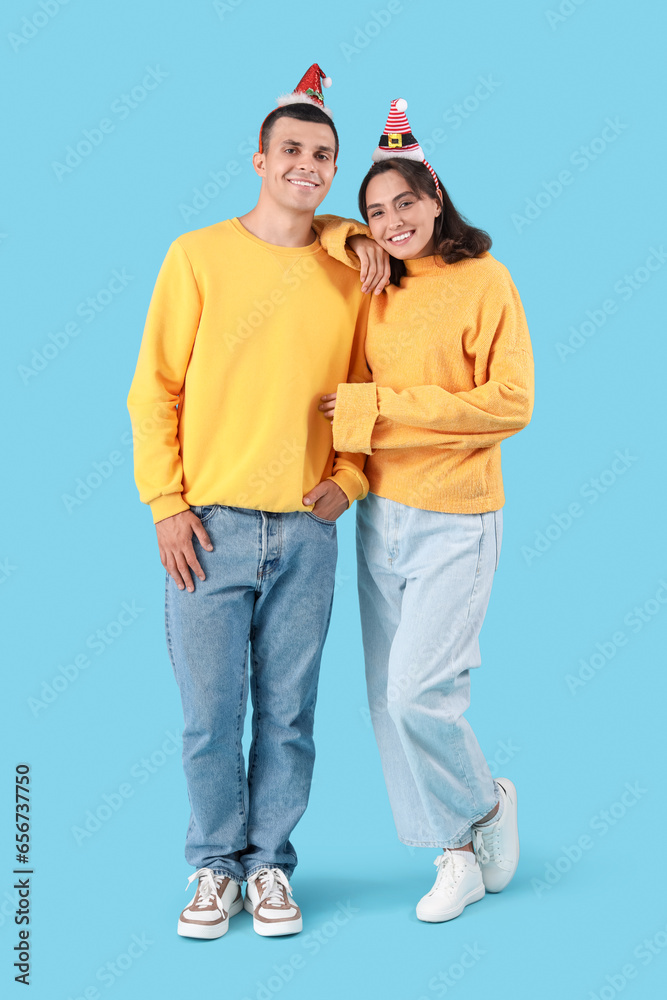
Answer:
[
  {"left": 332, "top": 276, "right": 534, "bottom": 454},
  {"left": 312, "top": 214, "right": 370, "bottom": 267},
  {"left": 313, "top": 215, "right": 390, "bottom": 294}
]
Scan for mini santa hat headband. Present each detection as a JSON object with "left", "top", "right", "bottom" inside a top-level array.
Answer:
[
  {"left": 258, "top": 63, "right": 334, "bottom": 157},
  {"left": 372, "top": 98, "right": 442, "bottom": 197}
]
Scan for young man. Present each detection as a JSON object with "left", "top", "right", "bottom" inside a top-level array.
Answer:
[{"left": 127, "top": 64, "right": 388, "bottom": 940}]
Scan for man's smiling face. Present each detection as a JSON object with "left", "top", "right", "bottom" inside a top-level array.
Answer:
[{"left": 255, "top": 116, "right": 337, "bottom": 214}]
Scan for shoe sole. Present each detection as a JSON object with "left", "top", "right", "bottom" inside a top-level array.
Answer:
[
  {"left": 484, "top": 777, "right": 520, "bottom": 893},
  {"left": 243, "top": 895, "right": 303, "bottom": 936},
  {"left": 177, "top": 894, "right": 244, "bottom": 939},
  {"left": 416, "top": 884, "right": 485, "bottom": 923}
]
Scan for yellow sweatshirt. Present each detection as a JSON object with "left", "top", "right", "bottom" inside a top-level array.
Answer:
[
  {"left": 316, "top": 218, "right": 534, "bottom": 514},
  {"left": 127, "top": 217, "right": 370, "bottom": 523}
]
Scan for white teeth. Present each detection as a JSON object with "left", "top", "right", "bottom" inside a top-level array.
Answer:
[
  {"left": 390, "top": 231, "right": 413, "bottom": 243},
  {"left": 289, "top": 179, "right": 317, "bottom": 187}
]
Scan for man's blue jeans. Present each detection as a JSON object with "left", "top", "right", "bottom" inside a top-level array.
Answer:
[{"left": 165, "top": 504, "right": 338, "bottom": 884}]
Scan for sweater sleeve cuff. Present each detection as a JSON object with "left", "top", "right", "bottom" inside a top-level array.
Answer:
[
  {"left": 327, "top": 467, "right": 367, "bottom": 506},
  {"left": 150, "top": 493, "right": 191, "bottom": 524},
  {"left": 313, "top": 215, "right": 372, "bottom": 270},
  {"left": 332, "top": 382, "right": 378, "bottom": 455}
]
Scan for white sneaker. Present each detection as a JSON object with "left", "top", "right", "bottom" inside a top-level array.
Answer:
[
  {"left": 177, "top": 868, "right": 243, "bottom": 939},
  {"left": 416, "top": 850, "right": 485, "bottom": 923},
  {"left": 244, "top": 868, "right": 303, "bottom": 937},
  {"left": 472, "top": 777, "right": 520, "bottom": 893}
]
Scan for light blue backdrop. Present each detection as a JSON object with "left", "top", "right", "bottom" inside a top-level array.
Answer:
[{"left": 4, "top": 1, "right": 667, "bottom": 998}]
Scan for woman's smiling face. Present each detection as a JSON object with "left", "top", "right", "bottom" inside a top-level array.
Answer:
[{"left": 365, "top": 168, "right": 441, "bottom": 259}]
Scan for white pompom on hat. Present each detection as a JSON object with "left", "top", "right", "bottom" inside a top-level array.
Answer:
[{"left": 275, "top": 63, "right": 333, "bottom": 119}]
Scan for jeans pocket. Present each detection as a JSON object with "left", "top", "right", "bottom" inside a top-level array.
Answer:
[
  {"left": 305, "top": 510, "right": 337, "bottom": 526},
  {"left": 190, "top": 504, "right": 217, "bottom": 523},
  {"left": 493, "top": 509, "right": 503, "bottom": 571}
]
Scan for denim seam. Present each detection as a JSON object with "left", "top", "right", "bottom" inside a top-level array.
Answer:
[
  {"left": 493, "top": 509, "right": 502, "bottom": 571},
  {"left": 236, "top": 642, "right": 249, "bottom": 836},
  {"left": 164, "top": 573, "right": 176, "bottom": 673},
  {"left": 445, "top": 518, "right": 485, "bottom": 813},
  {"left": 261, "top": 513, "right": 280, "bottom": 580},
  {"left": 191, "top": 504, "right": 217, "bottom": 524},
  {"left": 305, "top": 510, "right": 337, "bottom": 526},
  {"left": 391, "top": 501, "right": 400, "bottom": 562},
  {"left": 256, "top": 511, "right": 267, "bottom": 590},
  {"left": 462, "top": 514, "right": 485, "bottom": 629},
  {"left": 245, "top": 863, "right": 294, "bottom": 880},
  {"left": 211, "top": 868, "right": 244, "bottom": 886},
  {"left": 398, "top": 799, "right": 496, "bottom": 849},
  {"left": 246, "top": 641, "right": 261, "bottom": 791}
]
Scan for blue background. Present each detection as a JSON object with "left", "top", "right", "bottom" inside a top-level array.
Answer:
[{"left": 4, "top": 1, "right": 667, "bottom": 997}]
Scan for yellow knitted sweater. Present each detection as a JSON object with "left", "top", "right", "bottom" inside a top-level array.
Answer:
[{"left": 316, "top": 218, "right": 534, "bottom": 513}]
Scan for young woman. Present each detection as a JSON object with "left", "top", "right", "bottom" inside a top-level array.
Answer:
[{"left": 317, "top": 100, "right": 534, "bottom": 922}]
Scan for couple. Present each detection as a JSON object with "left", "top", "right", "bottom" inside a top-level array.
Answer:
[{"left": 127, "top": 64, "right": 534, "bottom": 940}]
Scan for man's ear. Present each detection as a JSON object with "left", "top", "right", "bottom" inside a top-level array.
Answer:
[
  {"left": 252, "top": 150, "right": 265, "bottom": 177},
  {"left": 333, "top": 163, "right": 338, "bottom": 178}
]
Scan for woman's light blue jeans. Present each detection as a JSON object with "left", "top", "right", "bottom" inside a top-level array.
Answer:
[
  {"left": 357, "top": 493, "right": 502, "bottom": 849},
  {"left": 165, "top": 504, "right": 338, "bottom": 884}
]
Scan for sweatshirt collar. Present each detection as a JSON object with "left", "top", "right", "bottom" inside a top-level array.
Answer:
[
  {"left": 403, "top": 254, "right": 446, "bottom": 275},
  {"left": 230, "top": 217, "right": 322, "bottom": 256}
]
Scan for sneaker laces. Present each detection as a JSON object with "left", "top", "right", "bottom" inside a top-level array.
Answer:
[
  {"left": 472, "top": 823, "right": 501, "bottom": 865},
  {"left": 428, "top": 850, "right": 465, "bottom": 895},
  {"left": 249, "top": 868, "right": 293, "bottom": 907},
  {"left": 185, "top": 867, "right": 223, "bottom": 909}
]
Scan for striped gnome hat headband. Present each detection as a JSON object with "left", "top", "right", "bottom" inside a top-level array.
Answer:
[
  {"left": 258, "top": 63, "right": 335, "bottom": 157},
  {"left": 372, "top": 98, "right": 442, "bottom": 197}
]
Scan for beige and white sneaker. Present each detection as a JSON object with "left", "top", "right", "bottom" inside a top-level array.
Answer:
[
  {"left": 416, "top": 850, "right": 485, "bottom": 923},
  {"left": 244, "top": 868, "right": 303, "bottom": 937},
  {"left": 177, "top": 867, "right": 243, "bottom": 939}
]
